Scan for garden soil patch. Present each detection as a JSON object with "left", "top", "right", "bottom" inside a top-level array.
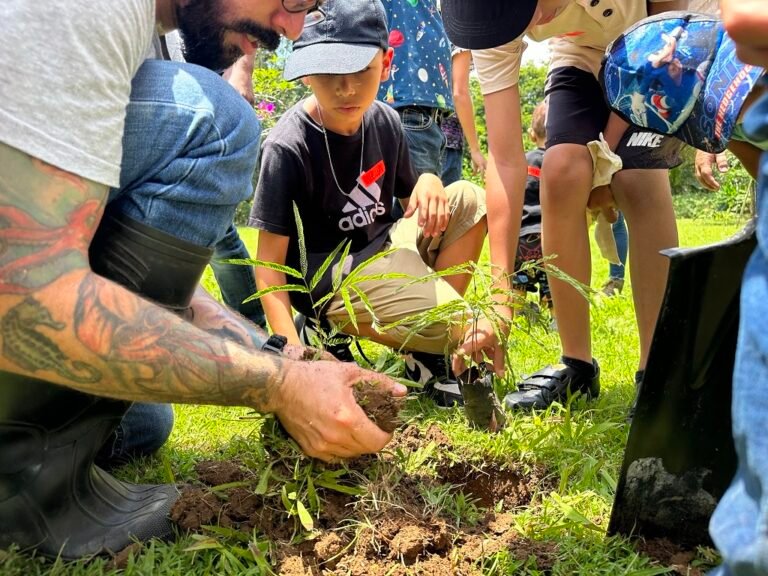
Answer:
[
  {"left": 635, "top": 538, "right": 705, "bottom": 576},
  {"left": 170, "top": 424, "right": 558, "bottom": 574}
]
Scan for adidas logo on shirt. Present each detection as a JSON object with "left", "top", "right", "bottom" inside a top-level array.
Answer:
[{"left": 338, "top": 160, "right": 387, "bottom": 231}]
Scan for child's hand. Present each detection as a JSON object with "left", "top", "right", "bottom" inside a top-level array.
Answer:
[
  {"left": 694, "top": 151, "right": 729, "bottom": 191},
  {"left": 404, "top": 173, "right": 449, "bottom": 237},
  {"left": 452, "top": 314, "right": 509, "bottom": 378},
  {"left": 470, "top": 149, "right": 487, "bottom": 175}
]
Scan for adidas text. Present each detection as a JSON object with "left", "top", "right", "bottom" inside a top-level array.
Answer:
[{"left": 338, "top": 202, "right": 386, "bottom": 231}]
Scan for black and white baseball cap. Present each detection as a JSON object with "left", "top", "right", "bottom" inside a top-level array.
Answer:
[{"left": 284, "top": 0, "right": 389, "bottom": 81}]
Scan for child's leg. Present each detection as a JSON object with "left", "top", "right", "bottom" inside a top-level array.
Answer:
[
  {"left": 612, "top": 168, "right": 678, "bottom": 370},
  {"left": 323, "top": 246, "right": 468, "bottom": 354},
  {"left": 423, "top": 180, "right": 487, "bottom": 296},
  {"left": 324, "top": 180, "right": 486, "bottom": 354},
  {"left": 541, "top": 143, "right": 595, "bottom": 363}
]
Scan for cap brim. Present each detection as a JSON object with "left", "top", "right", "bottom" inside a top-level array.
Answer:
[
  {"left": 284, "top": 43, "right": 380, "bottom": 81},
  {"left": 441, "top": 0, "right": 535, "bottom": 50}
]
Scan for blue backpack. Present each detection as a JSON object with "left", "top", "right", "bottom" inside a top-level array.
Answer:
[{"left": 601, "top": 12, "right": 764, "bottom": 153}]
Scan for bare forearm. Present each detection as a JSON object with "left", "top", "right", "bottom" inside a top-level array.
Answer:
[
  {"left": 485, "top": 154, "right": 526, "bottom": 288},
  {"left": 223, "top": 53, "right": 256, "bottom": 104},
  {"left": 603, "top": 112, "right": 630, "bottom": 151},
  {"left": 454, "top": 93, "right": 481, "bottom": 153},
  {"left": 1, "top": 272, "right": 283, "bottom": 407},
  {"left": 482, "top": 86, "right": 527, "bottom": 289},
  {"left": 722, "top": 0, "right": 768, "bottom": 67},
  {"left": 191, "top": 286, "right": 269, "bottom": 349},
  {"left": 256, "top": 270, "right": 301, "bottom": 344}
]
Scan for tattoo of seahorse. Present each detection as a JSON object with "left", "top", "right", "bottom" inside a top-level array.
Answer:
[{"left": 2, "top": 297, "right": 101, "bottom": 383}]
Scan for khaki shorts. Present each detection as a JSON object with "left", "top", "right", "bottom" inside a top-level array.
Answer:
[
  {"left": 471, "top": 39, "right": 526, "bottom": 96},
  {"left": 325, "top": 180, "right": 487, "bottom": 354}
]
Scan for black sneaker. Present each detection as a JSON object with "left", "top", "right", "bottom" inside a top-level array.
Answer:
[
  {"left": 295, "top": 314, "right": 356, "bottom": 363},
  {"left": 403, "top": 352, "right": 464, "bottom": 408},
  {"left": 504, "top": 360, "right": 600, "bottom": 410}
]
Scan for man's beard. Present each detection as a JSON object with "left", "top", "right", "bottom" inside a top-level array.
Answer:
[{"left": 176, "top": 0, "right": 281, "bottom": 71}]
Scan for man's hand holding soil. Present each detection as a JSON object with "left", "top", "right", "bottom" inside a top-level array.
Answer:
[{"left": 271, "top": 360, "right": 407, "bottom": 462}]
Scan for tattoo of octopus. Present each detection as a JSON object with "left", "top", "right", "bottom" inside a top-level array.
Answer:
[{"left": 0, "top": 199, "right": 102, "bottom": 294}]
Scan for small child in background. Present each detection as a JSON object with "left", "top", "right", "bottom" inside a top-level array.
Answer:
[{"left": 513, "top": 101, "right": 553, "bottom": 323}]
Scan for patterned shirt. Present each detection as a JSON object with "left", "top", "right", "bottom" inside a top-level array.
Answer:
[
  {"left": 377, "top": 0, "right": 454, "bottom": 112},
  {"left": 441, "top": 115, "right": 463, "bottom": 150}
]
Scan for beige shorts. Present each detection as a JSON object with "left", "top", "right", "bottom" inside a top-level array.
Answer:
[
  {"left": 325, "top": 180, "right": 487, "bottom": 354},
  {"left": 471, "top": 39, "right": 526, "bottom": 96}
]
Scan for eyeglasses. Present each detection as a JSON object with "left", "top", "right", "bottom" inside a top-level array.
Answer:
[
  {"left": 282, "top": 0, "right": 326, "bottom": 26},
  {"left": 282, "top": 0, "right": 323, "bottom": 14}
]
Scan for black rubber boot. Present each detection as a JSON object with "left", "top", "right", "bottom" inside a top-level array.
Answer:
[
  {"left": 0, "top": 212, "right": 213, "bottom": 558},
  {"left": 89, "top": 211, "right": 213, "bottom": 319},
  {"left": 0, "top": 376, "right": 178, "bottom": 559}
]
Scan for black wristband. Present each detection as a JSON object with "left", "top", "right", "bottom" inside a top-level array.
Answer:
[{"left": 261, "top": 334, "right": 288, "bottom": 355}]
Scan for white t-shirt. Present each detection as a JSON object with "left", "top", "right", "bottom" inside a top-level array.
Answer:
[
  {"left": 0, "top": 0, "right": 155, "bottom": 187},
  {"left": 472, "top": 0, "right": 677, "bottom": 95}
]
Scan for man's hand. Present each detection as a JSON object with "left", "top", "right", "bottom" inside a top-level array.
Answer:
[
  {"left": 587, "top": 184, "right": 619, "bottom": 223},
  {"left": 274, "top": 361, "right": 407, "bottom": 462},
  {"left": 470, "top": 148, "right": 487, "bottom": 175},
  {"left": 451, "top": 314, "right": 508, "bottom": 378},
  {"left": 403, "top": 173, "right": 449, "bottom": 237},
  {"left": 695, "top": 150, "right": 729, "bottom": 191}
]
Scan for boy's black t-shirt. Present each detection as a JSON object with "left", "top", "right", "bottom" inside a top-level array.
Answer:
[
  {"left": 520, "top": 147, "right": 544, "bottom": 237},
  {"left": 249, "top": 99, "right": 418, "bottom": 316}
]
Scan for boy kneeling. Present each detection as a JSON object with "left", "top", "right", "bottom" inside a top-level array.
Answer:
[{"left": 249, "top": 0, "right": 487, "bottom": 407}]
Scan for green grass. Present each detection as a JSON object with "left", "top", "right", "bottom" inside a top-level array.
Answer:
[{"left": 1, "top": 218, "right": 746, "bottom": 575}]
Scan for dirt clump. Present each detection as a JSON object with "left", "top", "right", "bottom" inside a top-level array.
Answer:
[
  {"left": 194, "top": 460, "right": 246, "bottom": 485},
  {"left": 353, "top": 380, "right": 406, "bottom": 433}
]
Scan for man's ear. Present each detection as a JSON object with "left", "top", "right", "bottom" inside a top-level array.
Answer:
[
  {"left": 380, "top": 47, "right": 394, "bottom": 81},
  {"left": 301, "top": 76, "right": 311, "bottom": 87}
]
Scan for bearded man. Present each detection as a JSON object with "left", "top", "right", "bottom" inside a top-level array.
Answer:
[{"left": 0, "top": 0, "right": 405, "bottom": 559}]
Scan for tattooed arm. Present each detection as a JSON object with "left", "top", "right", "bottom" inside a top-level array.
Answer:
[
  {"left": 190, "top": 286, "right": 270, "bottom": 349},
  {"left": 0, "top": 142, "right": 405, "bottom": 461},
  {"left": 190, "top": 286, "right": 332, "bottom": 361}
]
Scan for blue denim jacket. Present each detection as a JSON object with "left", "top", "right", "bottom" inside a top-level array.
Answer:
[{"left": 377, "top": 0, "right": 453, "bottom": 112}]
